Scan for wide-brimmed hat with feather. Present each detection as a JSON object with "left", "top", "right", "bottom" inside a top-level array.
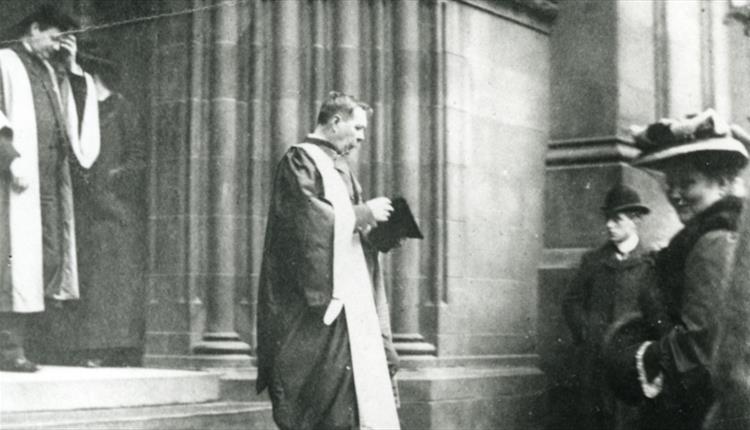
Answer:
[{"left": 631, "top": 109, "right": 750, "bottom": 171}]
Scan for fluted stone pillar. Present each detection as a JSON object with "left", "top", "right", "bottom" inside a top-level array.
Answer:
[
  {"left": 333, "top": 1, "right": 360, "bottom": 95},
  {"left": 270, "top": 0, "right": 301, "bottom": 163},
  {"left": 193, "top": 0, "right": 251, "bottom": 357},
  {"left": 146, "top": 0, "right": 251, "bottom": 366},
  {"left": 390, "top": 0, "right": 433, "bottom": 355}
]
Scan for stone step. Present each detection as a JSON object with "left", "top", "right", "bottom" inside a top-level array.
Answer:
[
  {"left": 1, "top": 401, "right": 274, "bottom": 430},
  {"left": 218, "top": 368, "right": 270, "bottom": 403},
  {"left": 218, "top": 364, "right": 547, "bottom": 430},
  {"left": 397, "top": 366, "right": 547, "bottom": 430},
  {"left": 0, "top": 366, "right": 220, "bottom": 413}
]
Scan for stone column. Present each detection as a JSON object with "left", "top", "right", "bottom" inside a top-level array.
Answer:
[
  {"left": 390, "top": 0, "right": 433, "bottom": 356},
  {"left": 270, "top": 0, "right": 301, "bottom": 162},
  {"left": 145, "top": 0, "right": 204, "bottom": 362},
  {"left": 192, "top": 0, "right": 251, "bottom": 357},
  {"left": 333, "top": 1, "right": 360, "bottom": 94},
  {"left": 145, "top": 0, "right": 253, "bottom": 366}
]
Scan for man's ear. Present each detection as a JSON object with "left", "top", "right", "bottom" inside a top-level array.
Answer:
[
  {"left": 29, "top": 22, "right": 40, "bottom": 36},
  {"left": 329, "top": 114, "right": 341, "bottom": 133},
  {"left": 717, "top": 177, "right": 734, "bottom": 196}
]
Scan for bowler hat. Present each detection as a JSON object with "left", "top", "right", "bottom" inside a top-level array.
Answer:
[
  {"left": 601, "top": 184, "right": 650, "bottom": 217},
  {"left": 631, "top": 108, "right": 749, "bottom": 170}
]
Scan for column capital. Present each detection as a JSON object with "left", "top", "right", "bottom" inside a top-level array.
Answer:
[
  {"left": 546, "top": 135, "right": 641, "bottom": 166},
  {"left": 508, "top": 0, "right": 560, "bottom": 22}
]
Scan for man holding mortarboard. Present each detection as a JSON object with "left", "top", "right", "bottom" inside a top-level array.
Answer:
[
  {"left": 256, "top": 91, "right": 401, "bottom": 430},
  {"left": 563, "top": 184, "right": 657, "bottom": 430},
  {"left": 0, "top": 4, "right": 100, "bottom": 372}
]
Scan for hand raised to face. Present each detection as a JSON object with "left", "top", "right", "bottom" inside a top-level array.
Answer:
[{"left": 54, "top": 34, "right": 77, "bottom": 69}]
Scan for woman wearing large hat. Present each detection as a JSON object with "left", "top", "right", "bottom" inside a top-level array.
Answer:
[{"left": 604, "top": 109, "right": 749, "bottom": 430}]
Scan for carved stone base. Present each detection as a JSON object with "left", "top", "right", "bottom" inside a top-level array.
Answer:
[
  {"left": 193, "top": 332, "right": 252, "bottom": 355},
  {"left": 393, "top": 333, "right": 437, "bottom": 356}
]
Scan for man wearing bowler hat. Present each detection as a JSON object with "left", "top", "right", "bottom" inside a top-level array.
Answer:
[{"left": 563, "top": 183, "right": 657, "bottom": 430}]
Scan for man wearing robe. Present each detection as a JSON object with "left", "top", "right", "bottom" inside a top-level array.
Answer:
[
  {"left": 0, "top": 5, "right": 99, "bottom": 372},
  {"left": 256, "top": 91, "right": 401, "bottom": 430}
]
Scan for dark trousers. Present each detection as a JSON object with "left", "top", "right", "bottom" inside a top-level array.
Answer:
[{"left": 0, "top": 312, "right": 31, "bottom": 362}]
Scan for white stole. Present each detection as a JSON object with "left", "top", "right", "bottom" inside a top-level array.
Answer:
[
  {"left": 295, "top": 143, "right": 400, "bottom": 430},
  {"left": 61, "top": 72, "right": 100, "bottom": 168},
  {"left": 39, "top": 59, "right": 100, "bottom": 168},
  {"left": 0, "top": 49, "right": 45, "bottom": 312}
]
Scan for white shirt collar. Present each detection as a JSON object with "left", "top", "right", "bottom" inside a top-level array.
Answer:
[{"left": 614, "top": 234, "right": 639, "bottom": 257}]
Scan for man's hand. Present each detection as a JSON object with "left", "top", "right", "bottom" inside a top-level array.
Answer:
[
  {"left": 57, "top": 34, "right": 78, "bottom": 71},
  {"left": 366, "top": 197, "right": 393, "bottom": 222},
  {"left": 9, "top": 158, "right": 29, "bottom": 192}
]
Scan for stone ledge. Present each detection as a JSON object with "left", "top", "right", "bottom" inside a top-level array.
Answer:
[
  {"left": 398, "top": 366, "right": 546, "bottom": 402},
  {"left": 0, "top": 366, "right": 220, "bottom": 413},
  {"left": 1, "top": 401, "right": 273, "bottom": 430},
  {"left": 401, "top": 353, "right": 540, "bottom": 369},
  {"left": 398, "top": 365, "right": 547, "bottom": 430},
  {"left": 144, "top": 354, "right": 256, "bottom": 370},
  {"left": 540, "top": 248, "right": 589, "bottom": 269}
]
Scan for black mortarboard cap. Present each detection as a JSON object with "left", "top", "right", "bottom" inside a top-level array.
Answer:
[
  {"left": 368, "top": 197, "right": 423, "bottom": 253},
  {"left": 8, "top": 4, "right": 80, "bottom": 39}
]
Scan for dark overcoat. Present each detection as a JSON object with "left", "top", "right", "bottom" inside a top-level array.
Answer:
[
  {"left": 34, "top": 93, "right": 147, "bottom": 356},
  {"left": 563, "top": 240, "right": 657, "bottom": 429}
]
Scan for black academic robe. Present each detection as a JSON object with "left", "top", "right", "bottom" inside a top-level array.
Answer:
[
  {"left": 256, "top": 138, "right": 398, "bottom": 430},
  {"left": 39, "top": 93, "right": 147, "bottom": 361}
]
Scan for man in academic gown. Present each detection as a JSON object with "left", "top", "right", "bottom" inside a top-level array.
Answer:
[
  {"left": 0, "top": 5, "right": 100, "bottom": 371},
  {"left": 256, "top": 91, "right": 401, "bottom": 430}
]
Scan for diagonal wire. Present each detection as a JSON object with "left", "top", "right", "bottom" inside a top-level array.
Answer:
[{"left": 0, "top": 0, "right": 248, "bottom": 46}]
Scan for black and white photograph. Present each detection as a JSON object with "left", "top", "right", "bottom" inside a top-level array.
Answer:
[{"left": 3, "top": 1, "right": 750, "bottom": 429}]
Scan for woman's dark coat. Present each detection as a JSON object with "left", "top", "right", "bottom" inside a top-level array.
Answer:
[
  {"left": 31, "top": 93, "right": 147, "bottom": 360},
  {"left": 636, "top": 197, "right": 741, "bottom": 430}
]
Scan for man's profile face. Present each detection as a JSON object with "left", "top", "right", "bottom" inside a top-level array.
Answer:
[
  {"left": 28, "top": 23, "right": 63, "bottom": 60},
  {"left": 331, "top": 107, "right": 368, "bottom": 155},
  {"left": 605, "top": 212, "right": 638, "bottom": 244}
]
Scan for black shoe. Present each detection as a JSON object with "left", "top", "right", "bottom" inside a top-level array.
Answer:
[{"left": 0, "top": 357, "right": 39, "bottom": 372}]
